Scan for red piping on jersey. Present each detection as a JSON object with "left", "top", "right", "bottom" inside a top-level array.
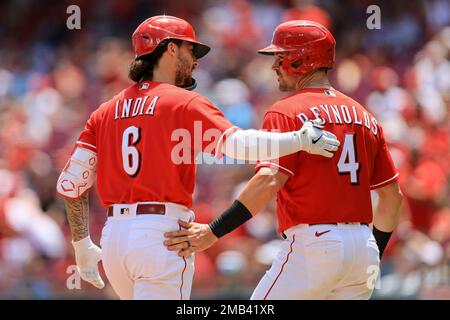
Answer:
[
  {"left": 179, "top": 225, "right": 187, "bottom": 300},
  {"left": 263, "top": 234, "right": 295, "bottom": 300}
]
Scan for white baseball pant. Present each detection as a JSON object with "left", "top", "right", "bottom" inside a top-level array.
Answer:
[
  {"left": 100, "top": 202, "right": 195, "bottom": 300},
  {"left": 251, "top": 223, "right": 380, "bottom": 300}
]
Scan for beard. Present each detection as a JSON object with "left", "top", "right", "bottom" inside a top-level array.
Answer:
[
  {"left": 175, "top": 53, "right": 193, "bottom": 87},
  {"left": 276, "top": 71, "right": 294, "bottom": 92},
  {"left": 277, "top": 74, "right": 289, "bottom": 92},
  {"left": 278, "top": 81, "right": 289, "bottom": 92}
]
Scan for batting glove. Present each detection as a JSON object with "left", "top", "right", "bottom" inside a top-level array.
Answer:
[
  {"left": 72, "top": 236, "right": 105, "bottom": 289},
  {"left": 298, "top": 118, "right": 340, "bottom": 158}
]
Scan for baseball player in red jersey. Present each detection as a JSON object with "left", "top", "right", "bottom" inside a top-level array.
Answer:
[
  {"left": 164, "top": 20, "right": 403, "bottom": 299},
  {"left": 55, "top": 16, "right": 340, "bottom": 300}
]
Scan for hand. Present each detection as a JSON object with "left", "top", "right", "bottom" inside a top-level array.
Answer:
[
  {"left": 164, "top": 220, "right": 218, "bottom": 257},
  {"left": 298, "top": 118, "right": 340, "bottom": 158},
  {"left": 72, "top": 236, "right": 105, "bottom": 289}
]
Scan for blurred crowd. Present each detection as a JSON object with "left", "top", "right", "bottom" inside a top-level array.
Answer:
[{"left": 0, "top": 0, "right": 449, "bottom": 299}]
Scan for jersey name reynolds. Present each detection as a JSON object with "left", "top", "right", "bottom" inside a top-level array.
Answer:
[{"left": 297, "top": 104, "right": 378, "bottom": 136}]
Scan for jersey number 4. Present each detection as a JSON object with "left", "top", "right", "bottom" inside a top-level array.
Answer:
[
  {"left": 122, "top": 126, "right": 141, "bottom": 177},
  {"left": 337, "top": 133, "right": 360, "bottom": 185}
]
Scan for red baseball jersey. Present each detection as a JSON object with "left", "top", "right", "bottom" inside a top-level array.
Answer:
[
  {"left": 255, "top": 88, "right": 398, "bottom": 232},
  {"left": 71, "top": 81, "right": 237, "bottom": 208}
]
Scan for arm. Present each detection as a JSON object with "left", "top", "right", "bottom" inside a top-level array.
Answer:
[
  {"left": 63, "top": 192, "right": 104, "bottom": 289},
  {"left": 221, "top": 119, "right": 340, "bottom": 161},
  {"left": 57, "top": 145, "right": 104, "bottom": 289},
  {"left": 372, "top": 181, "right": 403, "bottom": 258},
  {"left": 163, "top": 168, "right": 288, "bottom": 256},
  {"left": 236, "top": 167, "right": 289, "bottom": 214},
  {"left": 65, "top": 193, "right": 90, "bottom": 242},
  {"left": 186, "top": 96, "right": 339, "bottom": 161}
]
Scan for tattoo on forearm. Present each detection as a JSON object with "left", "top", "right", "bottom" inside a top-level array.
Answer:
[{"left": 65, "top": 193, "right": 89, "bottom": 242}]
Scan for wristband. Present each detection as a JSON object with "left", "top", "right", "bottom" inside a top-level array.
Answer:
[
  {"left": 209, "top": 200, "right": 253, "bottom": 238},
  {"left": 372, "top": 226, "right": 392, "bottom": 259}
]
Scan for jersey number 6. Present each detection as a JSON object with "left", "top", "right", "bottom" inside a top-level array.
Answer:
[
  {"left": 122, "top": 126, "right": 141, "bottom": 177},
  {"left": 337, "top": 133, "right": 360, "bottom": 185}
]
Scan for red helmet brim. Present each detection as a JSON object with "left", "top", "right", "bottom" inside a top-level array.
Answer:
[{"left": 258, "top": 44, "right": 295, "bottom": 55}]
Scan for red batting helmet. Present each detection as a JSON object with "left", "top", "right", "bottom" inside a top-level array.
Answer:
[
  {"left": 258, "top": 20, "right": 336, "bottom": 76},
  {"left": 132, "top": 15, "right": 211, "bottom": 60}
]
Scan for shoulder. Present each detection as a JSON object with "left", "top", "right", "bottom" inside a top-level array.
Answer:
[
  {"left": 262, "top": 101, "right": 300, "bottom": 130},
  {"left": 84, "top": 84, "right": 134, "bottom": 125},
  {"left": 335, "top": 89, "right": 375, "bottom": 116},
  {"left": 92, "top": 91, "right": 124, "bottom": 119},
  {"left": 265, "top": 94, "right": 305, "bottom": 120},
  {"left": 154, "top": 83, "right": 203, "bottom": 103}
]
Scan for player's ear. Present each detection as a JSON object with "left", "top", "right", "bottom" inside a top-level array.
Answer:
[{"left": 166, "top": 42, "right": 179, "bottom": 57}]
